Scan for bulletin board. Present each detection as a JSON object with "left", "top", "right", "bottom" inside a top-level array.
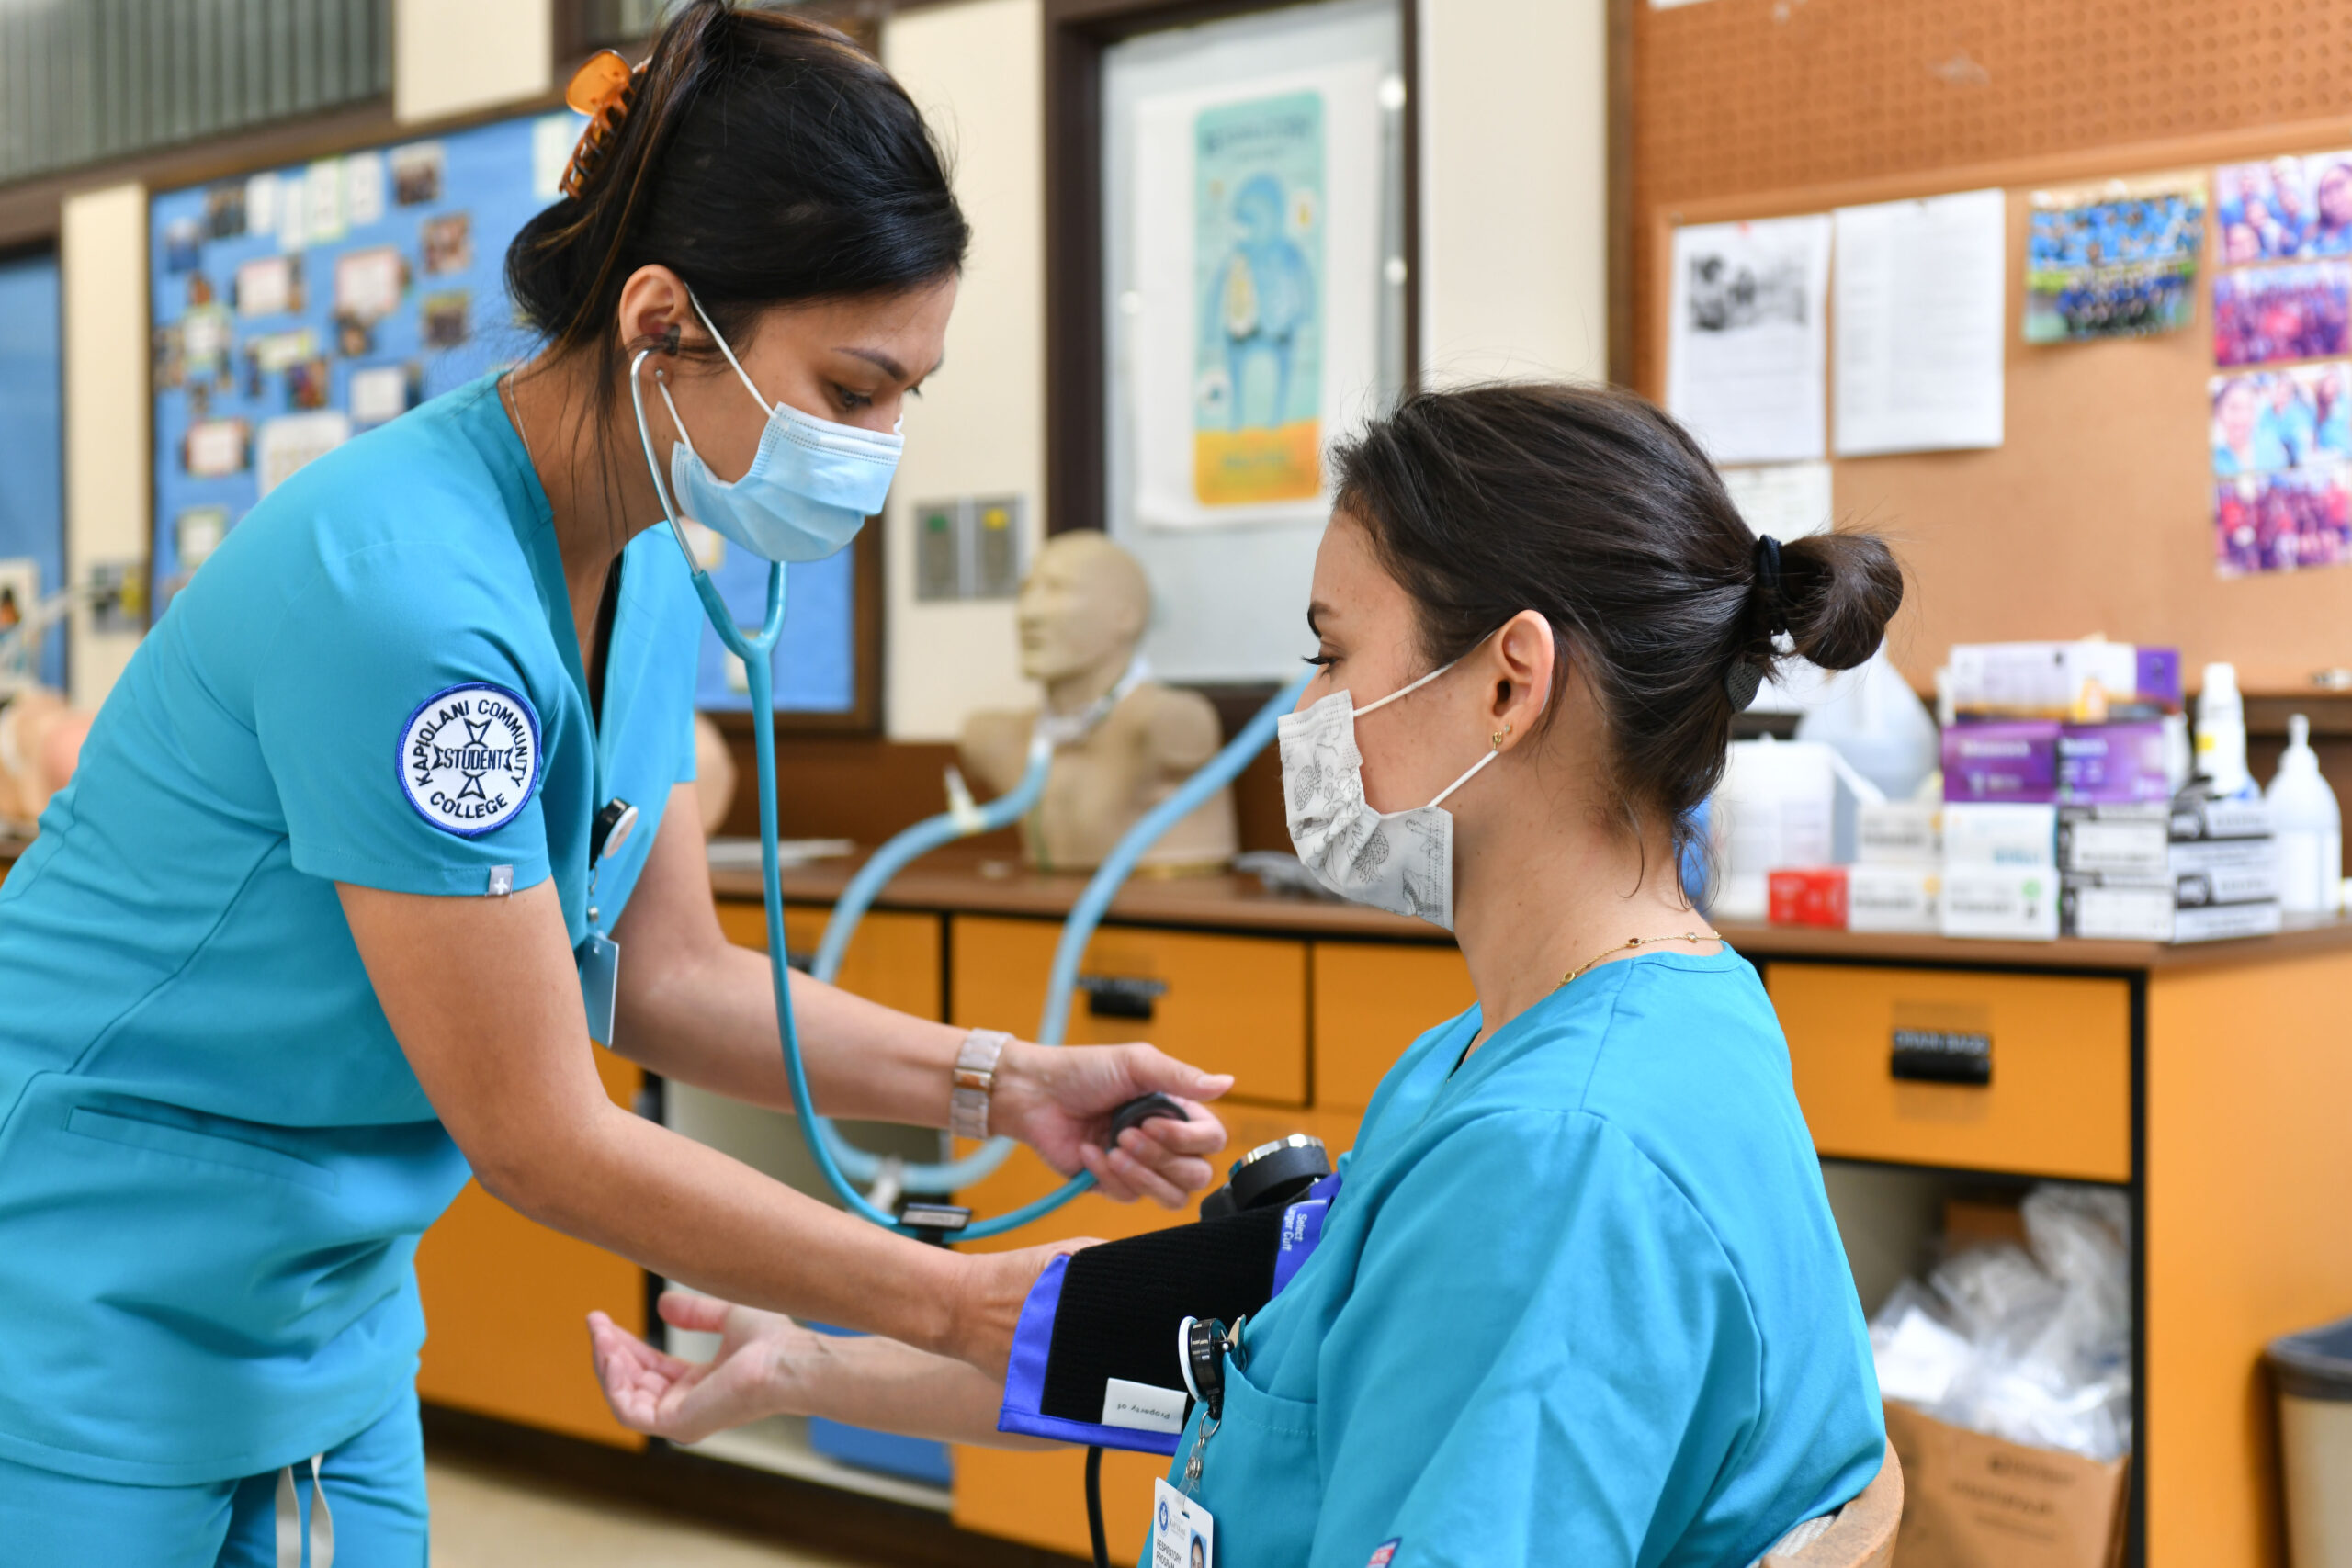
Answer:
[
  {"left": 146, "top": 109, "right": 868, "bottom": 721},
  {"left": 1628, "top": 0, "right": 2352, "bottom": 694}
]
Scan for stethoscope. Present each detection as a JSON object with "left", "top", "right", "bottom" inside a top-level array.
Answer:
[{"left": 631, "top": 346, "right": 1310, "bottom": 1239}]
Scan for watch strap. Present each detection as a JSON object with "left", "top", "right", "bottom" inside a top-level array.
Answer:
[{"left": 950, "top": 1028, "right": 1012, "bottom": 1140}]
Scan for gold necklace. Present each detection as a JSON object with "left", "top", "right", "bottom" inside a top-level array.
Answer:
[
  {"left": 1559, "top": 931, "right": 1722, "bottom": 987},
  {"left": 500, "top": 371, "right": 538, "bottom": 471}
]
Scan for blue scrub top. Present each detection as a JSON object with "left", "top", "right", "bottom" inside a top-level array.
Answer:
[
  {"left": 0, "top": 377, "right": 703, "bottom": 1485},
  {"left": 1164, "top": 949, "right": 1883, "bottom": 1568}
]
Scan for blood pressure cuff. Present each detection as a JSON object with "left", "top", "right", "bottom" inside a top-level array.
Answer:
[{"left": 998, "top": 1178, "right": 1340, "bottom": 1452}]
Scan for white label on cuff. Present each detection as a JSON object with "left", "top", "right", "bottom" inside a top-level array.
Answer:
[{"left": 1102, "top": 1378, "right": 1189, "bottom": 1434}]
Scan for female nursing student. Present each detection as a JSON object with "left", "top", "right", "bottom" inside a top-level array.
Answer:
[
  {"left": 587, "top": 382, "right": 1901, "bottom": 1567},
  {"left": 0, "top": 6, "right": 1234, "bottom": 1561}
]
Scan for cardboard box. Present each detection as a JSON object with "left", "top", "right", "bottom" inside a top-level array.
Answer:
[
  {"left": 1849, "top": 864, "right": 1939, "bottom": 932},
  {"left": 2055, "top": 722, "right": 2171, "bottom": 805},
  {"left": 2057, "top": 805, "right": 2170, "bottom": 877},
  {"left": 1943, "top": 802, "right": 2058, "bottom": 867},
  {"left": 1768, "top": 867, "right": 1848, "bottom": 928},
  {"left": 1883, "top": 1401, "right": 2130, "bottom": 1568},
  {"left": 1944, "top": 722, "right": 2060, "bottom": 804},
  {"left": 1947, "top": 639, "right": 2180, "bottom": 720},
  {"left": 2060, "top": 881, "right": 2284, "bottom": 942},
  {"left": 1858, "top": 799, "right": 1942, "bottom": 864},
  {"left": 1940, "top": 864, "right": 2059, "bottom": 940},
  {"left": 2169, "top": 794, "right": 2271, "bottom": 840}
]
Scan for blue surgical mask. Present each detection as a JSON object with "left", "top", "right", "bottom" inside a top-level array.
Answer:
[{"left": 639, "top": 290, "right": 903, "bottom": 563}]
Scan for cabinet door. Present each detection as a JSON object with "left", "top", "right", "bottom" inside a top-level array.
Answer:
[
  {"left": 413, "top": 1043, "right": 647, "bottom": 1449},
  {"left": 1769, "top": 964, "right": 2132, "bottom": 1182},
  {"left": 950, "top": 914, "right": 1310, "bottom": 1106},
  {"left": 715, "top": 900, "right": 944, "bottom": 1021},
  {"left": 1312, "top": 941, "right": 1475, "bottom": 1112},
  {"left": 951, "top": 1104, "right": 1362, "bottom": 1562}
]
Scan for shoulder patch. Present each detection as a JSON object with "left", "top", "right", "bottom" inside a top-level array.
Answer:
[
  {"left": 1367, "top": 1540, "right": 1401, "bottom": 1567},
  {"left": 399, "top": 682, "right": 542, "bottom": 837}
]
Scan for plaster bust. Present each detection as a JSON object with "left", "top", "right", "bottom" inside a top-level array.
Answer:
[{"left": 959, "top": 532, "right": 1237, "bottom": 874}]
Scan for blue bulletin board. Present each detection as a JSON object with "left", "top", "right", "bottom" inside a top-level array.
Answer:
[{"left": 147, "top": 110, "right": 860, "bottom": 716}]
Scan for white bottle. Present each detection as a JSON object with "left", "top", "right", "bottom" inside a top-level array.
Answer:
[
  {"left": 2195, "top": 662, "right": 2255, "bottom": 798},
  {"left": 2267, "top": 713, "right": 2342, "bottom": 914}
]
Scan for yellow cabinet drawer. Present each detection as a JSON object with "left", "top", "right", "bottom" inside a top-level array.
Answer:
[
  {"left": 713, "top": 899, "right": 943, "bottom": 1021},
  {"left": 952, "top": 1103, "right": 1359, "bottom": 1559},
  {"left": 1768, "top": 964, "right": 2132, "bottom": 1182},
  {"left": 1312, "top": 941, "right": 1476, "bottom": 1111},
  {"left": 949, "top": 915, "right": 1309, "bottom": 1106}
]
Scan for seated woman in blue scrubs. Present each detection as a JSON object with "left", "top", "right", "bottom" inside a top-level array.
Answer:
[
  {"left": 588, "top": 382, "right": 1899, "bottom": 1566},
  {"left": 0, "top": 6, "right": 1234, "bottom": 1562}
]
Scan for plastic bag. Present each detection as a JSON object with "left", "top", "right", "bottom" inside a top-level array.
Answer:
[{"left": 1868, "top": 1181, "right": 2133, "bottom": 1462}]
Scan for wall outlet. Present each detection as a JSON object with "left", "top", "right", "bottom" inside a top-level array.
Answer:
[{"left": 911, "top": 495, "right": 1026, "bottom": 602}]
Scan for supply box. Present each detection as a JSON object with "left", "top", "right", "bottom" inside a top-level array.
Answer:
[{"left": 2056, "top": 797, "right": 2280, "bottom": 942}]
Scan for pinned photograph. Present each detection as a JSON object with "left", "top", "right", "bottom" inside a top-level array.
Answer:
[
  {"left": 184, "top": 418, "right": 251, "bottom": 479},
  {"left": 186, "top": 271, "right": 217, "bottom": 310},
  {"left": 422, "top": 212, "right": 473, "bottom": 277},
  {"left": 303, "top": 159, "right": 346, "bottom": 246},
  {"left": 2023, "top": 174, "right": 2203, "bottom": 343},
  {"left": 2216, "top": 156, "right": 2318, "bottom": 262},
  {"left": 2209, "top": 363, "right": 2352, "bottom": 476},
  {"left": 286, "top": 356, "right": 334, "bottom": 412},
  {"left": 421, "top": 289, "right": 470, "bottom": 349},
  {"left": 348, "top": 363, "right": 421, "bottom": 427},
  {"left": 163, "top": 218, "right": 205, "bottom": 275},
  {"left": 243, "top": 172, "right": 280, "bottom": 238},
  {"left": 334, "top": 245, "right": 405, "bottom": 322},
  {"left": 344, "top": 151, "right": 387, "bottom": 229},
  {"left": 247, "top": 328, "right": 319, "bottom": 376},
  {"left": 2213, "top": 263, "right": 2352, "bottom": 367},
  {"left": 390, "top": 141, "right": 445, "bottom": 207},
  {"left": 182, "top": 303, "right": 232, "bottom": 374},
  {"left": 2308, "top": 152, "right": 2352, "bottom": 256},
  {"left": 233, "top": 254, "right": 301, "bottom": 319},
  {"left": 203, "top": 181, "right": 247, "bottom": 240},
  {"left": 2216, "top": 463, "right": 2352, "bottom": 576},
  {"left": 334, "top": 313, "right": 374, "bottom": 358},
  {"left": 175, "top": 507, "right": 230, "bottom": 573},
  {"left": 256, "top": 411, "right": 353, "bottom": 499},
  {"left": 153, "top": 324, "right": 186, "bottom": 390}
]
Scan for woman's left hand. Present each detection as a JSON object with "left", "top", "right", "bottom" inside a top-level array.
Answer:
[{"left": 989, "top": 1042, "right": 1232, "bottom": 1208}]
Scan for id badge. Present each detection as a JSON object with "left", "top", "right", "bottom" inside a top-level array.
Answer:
[
  {"left": 1150, "top": 1477, "right": 1215, "bottom": 1568},
  {"left": 578, "top": 931, "right": 620, "bottom": 1045}
]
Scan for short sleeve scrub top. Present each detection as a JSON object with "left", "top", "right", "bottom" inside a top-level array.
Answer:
[
  {"left": 1161, "top": 948, "right": 1886, "bottom": 1568},
  {"left": 0, "top": 378, "right": 704, "bottom": 1486}
]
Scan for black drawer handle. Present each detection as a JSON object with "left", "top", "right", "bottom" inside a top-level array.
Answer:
[
  {"left": 1890, "top": 1028, "right": 1993, "bottom": 1087},
  {"left": 1076, "top": 974, "right": 1169, "bottom": 1021}
]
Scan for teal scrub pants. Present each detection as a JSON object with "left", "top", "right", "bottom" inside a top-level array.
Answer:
[{"left": 0, "top": 1388, "right": 428, "bottom": 1567}]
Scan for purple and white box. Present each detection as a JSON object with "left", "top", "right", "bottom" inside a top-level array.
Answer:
[
  {"left": 1943, "top": 721, "right": 2060, "bottom": 804},
  {"left": 2057, "top": 722, "right": 2173, "bottom": 804}
]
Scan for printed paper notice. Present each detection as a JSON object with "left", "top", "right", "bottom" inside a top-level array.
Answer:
[
  {"left": 1719, "top": 461, "right": 1833, "bottom": 540},
  {"left": 1834, "top": 190, "right": 2007, "bottom": 457},
  {"left": 1666, "top": 215, "right": 1831, "bottom": 465}
]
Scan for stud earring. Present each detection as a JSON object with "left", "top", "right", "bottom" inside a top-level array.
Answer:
[{"left": 1492, "top": 722, "right": 1513, "bottom": 750}]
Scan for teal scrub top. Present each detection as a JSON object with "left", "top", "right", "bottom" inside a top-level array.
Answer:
[
  {"left": 1163, "top": 949, "right": 1884, "bottom": 1568},
  {"left": 0, "top": 377, "right": 703, "bottom": 1485}
]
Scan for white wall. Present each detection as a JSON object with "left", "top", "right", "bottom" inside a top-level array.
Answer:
[
  {"left": 1419, "top": 0, "right": 1610, "bottom": 384},
  {"left": 879, "top": 0, "right": 1050, "bottom": 742},
  {"left": 394, "top": 0, "right": 553, "bottom": 125},
  {"left": 61, "top": 185, "right": 150, "bottom": 708}
]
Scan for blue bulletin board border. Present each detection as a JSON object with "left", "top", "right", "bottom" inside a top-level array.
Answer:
[{"left": 145, "top": 105, "right": 875, "bottom": 726}]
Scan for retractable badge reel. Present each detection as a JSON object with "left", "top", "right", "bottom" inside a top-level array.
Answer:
[{"left": 577, "top": 798, "right": 637, "bottom": 1045}]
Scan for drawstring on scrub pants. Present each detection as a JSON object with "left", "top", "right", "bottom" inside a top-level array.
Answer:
[{"left": 274, "top": 1454, "right": 334, "bottom": 1567}]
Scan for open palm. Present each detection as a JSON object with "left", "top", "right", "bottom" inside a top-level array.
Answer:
[{"left": 587, "top": 1291, "right": 813, "bottom": 1444}]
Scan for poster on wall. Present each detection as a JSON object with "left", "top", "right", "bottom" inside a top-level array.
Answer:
[
  {"left": 1127, "top": 60, "right": 1383, "bottom": 529},
  {"left": 2023, "top": 174, "right": 2204, "bottom": 344},
  {"left": 1832, "top": 189, "right": 2007, "bottom": 457},
  {"left": 148, "top": 111, "right": 858, "bottom": 715},
  {"left": 1665, "top": 214, "right": 1832, "bottom": 465}
]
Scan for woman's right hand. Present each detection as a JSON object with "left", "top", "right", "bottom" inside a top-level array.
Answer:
[{"left": 589, "top": 1291, "right": 825, "bottom": 1444}]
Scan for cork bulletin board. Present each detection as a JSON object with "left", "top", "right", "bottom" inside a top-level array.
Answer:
[{"left": 1628, "top": 0, "right": 2352, "bottom": 692}]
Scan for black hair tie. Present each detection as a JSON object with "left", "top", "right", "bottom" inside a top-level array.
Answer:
[
  {"left": 1724, "top": 534, "right": 1786, "bottom": 713},
  {"left": 1753, "top": 534, "right": 1788, "bottom": 637}
]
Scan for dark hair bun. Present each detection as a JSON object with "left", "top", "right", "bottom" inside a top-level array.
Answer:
[{"left": 1776, "top": 531, "right": 1904, "bottom": 671}]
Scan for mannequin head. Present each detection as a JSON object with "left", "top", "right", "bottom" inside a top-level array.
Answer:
[{"left": 1016, "top": 532, "right": 1149, "bottom": 685}]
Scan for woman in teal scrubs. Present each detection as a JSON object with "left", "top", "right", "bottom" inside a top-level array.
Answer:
[
  {"left": 0, "top": 7, "right": 1230, "bottom": 1562},
  {"left": 588, "top": 383, "right": 1901, "bottom": 1567}
]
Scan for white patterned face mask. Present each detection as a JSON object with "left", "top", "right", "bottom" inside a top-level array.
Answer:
[{"left": 1276, "top": 653, "right": 1499, "bottom": 931}]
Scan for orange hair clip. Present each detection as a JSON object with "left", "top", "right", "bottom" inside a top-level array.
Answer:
[{"left": 560, "top": 49, "right": 647, "bottom": 200}]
